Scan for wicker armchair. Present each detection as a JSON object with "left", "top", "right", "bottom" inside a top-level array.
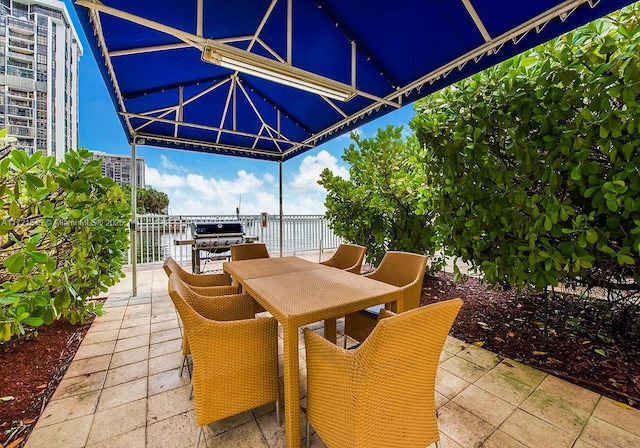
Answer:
[
  {"left": 343, "top": 251, "right": 428, "bottom": 346},
  {"left": 230, "top": 243, "right": 270, "bottom": 261},
  {"left": 168, "top": 273, "right": 280, "bottom": 446},
  {"left": 319, "top": 244, "right": 366, "bottom": 274},
  {"left": 304, "top": 299, "right": 463, "bottom": 448},
  {"left": 169, "top": 274, "right": 258, "bottom": 377},
  {"left": 163, "top": 257, "right": 239, "bottom": 295}
]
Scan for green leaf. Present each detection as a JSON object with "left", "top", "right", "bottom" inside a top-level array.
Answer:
[
  {"left": 584, "top": 186, "right": 599, "bottom": 198},
  {"left": 570, "top": 165, "right": 582, "bottom": 181},
  {"left": 22, "top": 317, "right": 44, "bottom": 327},
  {"left": 9, "top": 200, "right": 21, "bottom": 219},
  {"left": 622, "top": 87, "right": 635, "bottom": 105},
  {"left": 4, "top": 253, "right": 25, "bottom": 273},
  {"left": 621, "top": 143, "right": 633, "bottom": 161},
  {"left": 29, "top": 251, "right": 48, "bottom": 263},
  {"left": 586, "top": 229, "right": 598, "bottom": 244},
  {"left": 10, "top": 278, "right": 27, "bottom": 292},
  {"left": 617, "top": 254, "right": 635, "bottom": 265},
  {"left": 34, "top": 295, "right": 49, "bottom": 307},
  {"left": 43, "top": 308, "right": 55, "bottom": 325}
]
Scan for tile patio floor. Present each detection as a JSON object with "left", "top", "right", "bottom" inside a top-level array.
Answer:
[{"left": 25, "top": 254, "right": 640, "bottom": 448}]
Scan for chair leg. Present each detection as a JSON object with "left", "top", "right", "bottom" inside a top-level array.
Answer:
[
  {"left": 275, "top": 400, "right": 281, "bottom": 427},
  {"left": 306, "top": 421, "right": 311, "bottom": 448},
  {"left": 188, "top": 382, "right": 194, "bottom": 400},
  {"left": 179, "top": 355, "right": 187, "bottom": 377},
  {"left": 194, "top": 426, "right": 202, "bottom": 448},
  {"left": 434, "top": 440, "right": 441, "bottom": 448},
  {"left": 186, "top": 356, "right": 193, "bottom": 377}
]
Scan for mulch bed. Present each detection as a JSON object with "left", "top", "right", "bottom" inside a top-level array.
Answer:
[
  {"left": 421, "top": 271, "right": 640, "bottom": 409},
  {"left": 0, "top": 318, "right": 94, "bottom": 448}
]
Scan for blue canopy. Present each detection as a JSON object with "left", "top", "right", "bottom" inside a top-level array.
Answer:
[{"left": 74, "top": 0, "right": 635, "bottom": 162}]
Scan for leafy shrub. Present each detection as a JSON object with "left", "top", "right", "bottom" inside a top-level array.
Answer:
[
  {"left": 319, "top": 125, "right": 443, "bottom": 269},
  {"left": 410, "top": 5, "right": 640, "bottom": 293},
  {"left": 0, "top": 148, "right": 130, "bottom": 340}
]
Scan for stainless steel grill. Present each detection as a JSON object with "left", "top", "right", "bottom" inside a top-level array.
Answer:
[
  {"left": 174, "top": 221, "right": 259, "bottom": 273},
  {"left": 192, "top": 222, "right": 245, "bottom": 251}
]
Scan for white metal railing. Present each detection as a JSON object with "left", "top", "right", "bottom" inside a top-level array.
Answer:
[{"left": 130, "top": 214, "right": 342, "bottom": 265}]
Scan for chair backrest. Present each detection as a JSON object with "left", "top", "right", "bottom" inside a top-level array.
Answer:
[
  {"left": 321, "top": 244, "right": 366, "bottom": 274},
  {"left": 230, "top": 243, "right": 270, "bottom": 261},
  {"left": 365, "top": 251, "right": 428, "bottom": 312},
  {"left": 354, "top": 299, "right": 462, "bottom": 447},
  {"left": 163, "top": 256, "right": 232, "bottom": 287},
  {"left": 167, "top": 273, "right": 279, "bottom": 427},
  {"left": 163, "top": 256, "right": 180, "bottom": 277},
  {"left": 169, "top": 273, "right": 254, "bottom": 321}
]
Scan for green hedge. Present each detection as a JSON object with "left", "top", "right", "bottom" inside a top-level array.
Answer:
[
  {"left": 1, "top": 148, "right": 130, "bottom": 340},
  {"left": 410, "top": 5, "right": 640, "bottom": 291}
]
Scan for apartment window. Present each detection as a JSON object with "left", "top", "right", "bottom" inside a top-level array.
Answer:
[{"left": 12, "top": 3, "right": 28, "bottom": 19}]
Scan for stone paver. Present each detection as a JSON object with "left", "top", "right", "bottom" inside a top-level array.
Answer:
[{"left": 24, "top": 256, "right": 640, "bottom": 448}]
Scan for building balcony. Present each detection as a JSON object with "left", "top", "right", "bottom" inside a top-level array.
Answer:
[
  {"left": 6, "top": 107, "right": 33, "bottom": 118},
  {"left": 8, "top": 126, "right": 34, "bottom": 137}
]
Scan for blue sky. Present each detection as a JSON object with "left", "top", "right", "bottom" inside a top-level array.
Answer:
[{"left": 65, "top": 1, "right": 416, "bottom": 216}]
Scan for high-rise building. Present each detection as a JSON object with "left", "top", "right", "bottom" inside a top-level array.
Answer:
[
  {"left": 0, "top": 0, "right": 82, "bottom": 162},
  {"left": 90, "top": 151, "right": 146, "bottom": 188}
]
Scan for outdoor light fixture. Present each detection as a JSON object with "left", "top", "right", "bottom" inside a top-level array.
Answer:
[{"left": 202, "top": 44, "right": 355, "bottom": 102}]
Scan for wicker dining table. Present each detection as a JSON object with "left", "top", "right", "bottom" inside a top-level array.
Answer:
[{"left": 223, "top": 256, "right": 402, "bottom": 448}]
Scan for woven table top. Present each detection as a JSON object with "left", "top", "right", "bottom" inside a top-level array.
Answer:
[
  {"left": 242, "top": 266, "right": 402, "bottom": 326},
  {"left": 223, "top": 256, "right": 325, "bottom": 280}
]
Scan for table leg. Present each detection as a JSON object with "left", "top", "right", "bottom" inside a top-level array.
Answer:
[
  {"left": 323, "top": 318, "right": 337, "bottom": 344},
  {"left": 282, "top": 322, "right": 301, "bottom": 448}
]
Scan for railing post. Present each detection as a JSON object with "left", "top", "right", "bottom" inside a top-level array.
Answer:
[{"left": 292, "top": 217, "right": 296, "bottom": 255}]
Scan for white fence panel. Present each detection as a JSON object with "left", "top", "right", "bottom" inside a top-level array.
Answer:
[{"left": 130, "top": 214, "right": 342, "bottom": 265}]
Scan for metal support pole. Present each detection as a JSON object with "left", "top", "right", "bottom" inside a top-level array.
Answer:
[
  {"left": 279, "top": 160, "right": 283, "bottom": 257},
  {"left": 130, "top": 140, "right": 138, "bottom": 297}
]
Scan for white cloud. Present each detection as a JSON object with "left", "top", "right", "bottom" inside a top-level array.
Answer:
[
  {"left": 263, "top": 172, "right": 275, "bottom": 183},
  {"left": 147, "top": 166, "right": 283, "bottom": 216},
  {"left": 145, "top": 166, "right": 186, "bottom": 188},
  {"left": 290, "top": 150, "right": 349, "bottom": 192},
  {"left": 144, "top": 150, "right": 350, "bottom": 217},
  {"left": 159, "top": 154, "right": 189, "bottom": 172}
]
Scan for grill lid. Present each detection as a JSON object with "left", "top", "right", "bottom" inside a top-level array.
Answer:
[{"left": 192, "top": 222, "right": 244, "bottom": 237}]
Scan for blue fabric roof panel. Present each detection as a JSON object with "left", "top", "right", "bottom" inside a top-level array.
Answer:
[{"left": 74, "top": 0, "right": 637, "bottom": 162}]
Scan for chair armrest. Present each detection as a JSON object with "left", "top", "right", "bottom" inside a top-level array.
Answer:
[
  {"left": 344, "top": 263, "right": 362, "bottom": 274},
  {"left": 377, "top": 308, "right": 396, "bottom": 321},
  {"left": 304, "top": 329, "right": 359, "bottom": 423}
]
